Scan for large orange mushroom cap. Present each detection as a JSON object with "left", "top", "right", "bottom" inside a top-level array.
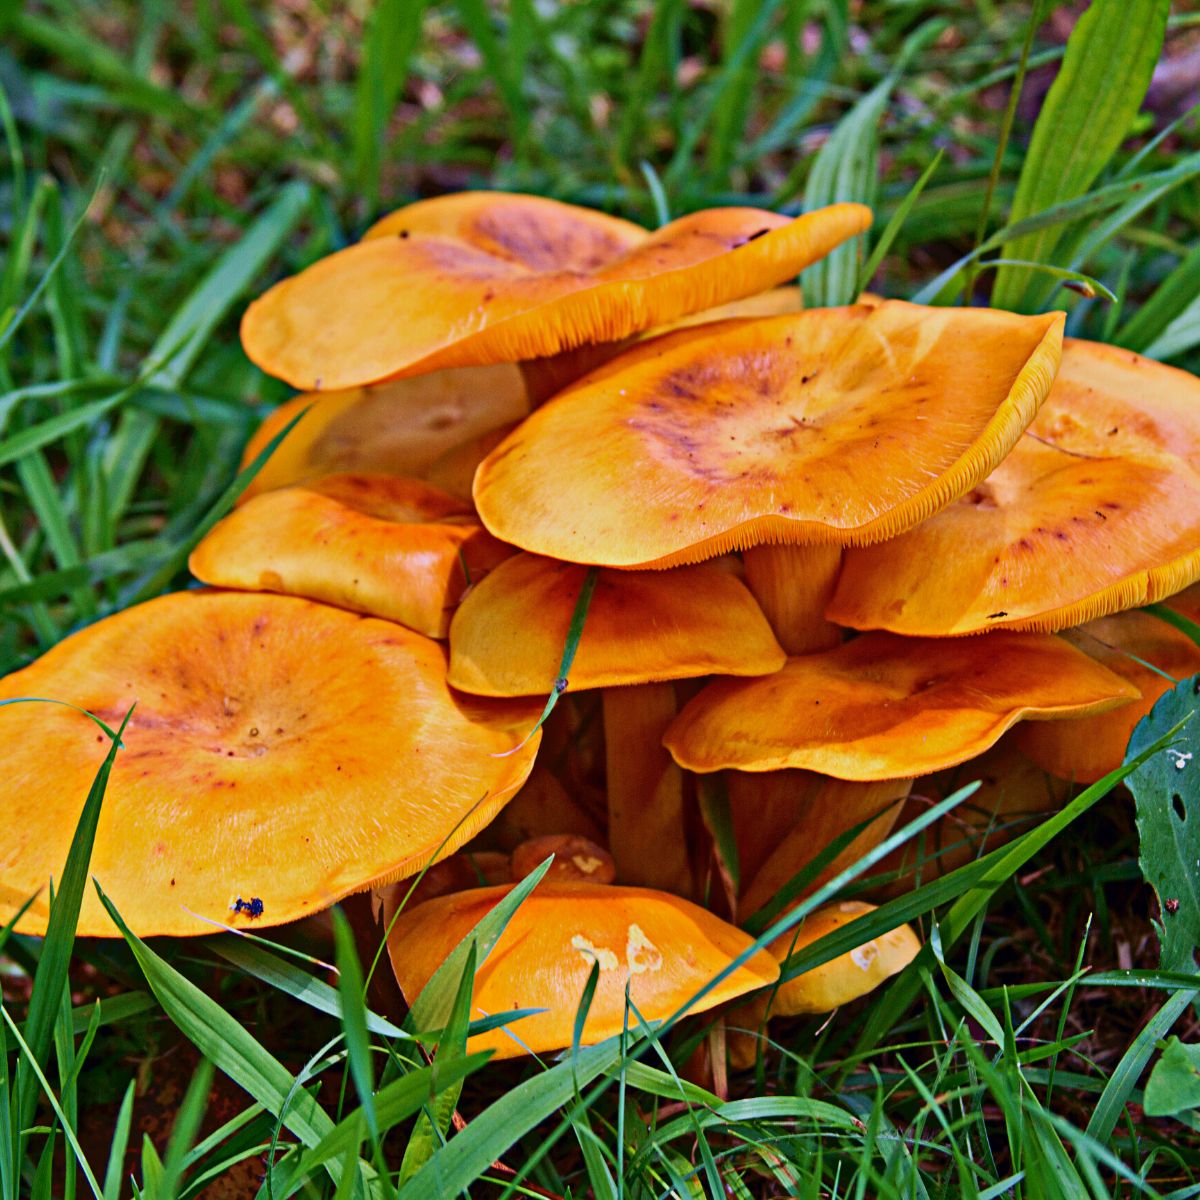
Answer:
[
  {"left": 828, "top": 339, "right": 1200, "bottom": 636},
  {"left": 663, "top": 631, "right": 1139, "bottom": 780},
  {"left": 0, "top": 591, "right": 541, "bottom": 937},
  {"left": 190, "top": 474, "right": 512, "bottom": 637},
  {"left": 447, "top": 552, "right": 786, "bottom": 695},
  {"left": 473, "top": 300, "right": 1064, "bottom": 567},
  {"left": 241, "top": 190, "right": 871, "bottom": 391},
  {"left": 1015, "top": 610, "right": 1200, "bottom": 783},
  {"left": 387, "top": 881, "right": 779, "bottom": 1059},
  {"left": 237, "top": 363, "right": 529, "bottom": 503}
]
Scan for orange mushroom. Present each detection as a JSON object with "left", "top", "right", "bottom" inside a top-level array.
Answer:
[
  {"left": 474, "top": 300, "right": 1064, "bottom": 651},
  {"left": 664, "top": 631, "right": 1139, "bottom": 780},
  {"left": 664, "top": 631, "right": 1136, "bottom": 919},
  {"left": 828, "top": 339, "right": 1200, "bottom": 636},
  {"left": 190, "top": 474, "right": 512, "bottom": 637},
  {"left": 447, "top": 553, "right": 785, "bottom": 694},
  {"left": 386, "top": 881, "right": 779, "bottom": 1059},
  {"left": 0, "top": 591, "right": 541, "bottom": 937},
  {"left": 448, "top": 552, "right": 786, "bottom": 893},
  {"left": 237, "top": 363, "right": 529, "bottom": 503},
  {"left": 1015, "top": 609, "right": 1200, "bottom": 783},
  {"left": 242, "top": 191, "right": 870, "bottom": 392}
]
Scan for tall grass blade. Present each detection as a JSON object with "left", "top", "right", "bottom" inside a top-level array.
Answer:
[
  {"left": 331, "top": 908, "right": 379, "bottom": 1145},
  {"left": 992, "top": 0, "right": 1169, "bottom": 310},
  {"left": 399, "top": 943, "right": 476, "bottom": 1182},
  {"left": 352, "top": 0, "right": 429, "bottom": 207},
  {"left": 14, "top": 707, "right": 133, "bottom": 1139}
]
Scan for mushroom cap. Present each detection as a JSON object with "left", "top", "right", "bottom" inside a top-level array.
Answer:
[
  {"left": 387, "top": 881, "right": 779, "bottom": 1059},
  {"left": 760, "top": 900, "right": 920, "bottom": 1016},
  {"left": 663, "top": 631, "right": 1139, "bottom": 780},
  {"left": 189, "top": 474, "right": 512, "bottom": 638},
  {"left": 1015, "top": 610, "right": 1200, "bottom": 783},
  {"left": 828, "top": 339, "right": 1200, "bottom": 635},
  {"left": 473, "top": 300, "right": 1064, "bottom": 567},
  {"left": 237, "top": 363, "right": 529, "bottom": 503},
  {"left": 447, "top": 552, "right": 786, "bottom": 695},
  {"left": 510, "top": 834, "right": 616, "bottom": 885},
  {"left": 0, "top": 591, "right": 541, "bottom": 937},
  {"left": 241, "top": 190, "right": 871, "bottom": 390}
]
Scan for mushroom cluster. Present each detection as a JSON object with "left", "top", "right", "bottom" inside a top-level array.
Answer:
[{"left": 5, "top": 190, "right": 1200, "bottom": 1066}]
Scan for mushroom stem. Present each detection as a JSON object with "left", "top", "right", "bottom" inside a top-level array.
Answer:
[
  {"left": 742, "top": 544, "right": 844, "bottom": 654},
  {"left": 735, "top": 774, "right": 911, "bottom": 918},
  {"left": 603, "top": 683, "right": 693, "bottom": 894}
]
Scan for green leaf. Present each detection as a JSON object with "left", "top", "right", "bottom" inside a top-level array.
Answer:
[
  {"left": 800, "top": 73, "right": 891, "bottom": 307},
  {"left": 207, "top": 936, "right": 407, "bottom": 1039},
  {"left": 146, "top": 181, "right": 311, "bottom": 391},
  {"left": 264, "top": 1056, "right": 487, "bottom": 1195},
  {"left": 1128, "top": 676, "right": 1200, "bottom": 973},
  {"left": 1145, "top": 1036, "right": 1200, "bottom": 1118},
  {"left": 1119, "top": 244, "right": 1200, "bottom": 351},
  {"left": 992, "top": 0, "right": 1169, "bottom": 311}
]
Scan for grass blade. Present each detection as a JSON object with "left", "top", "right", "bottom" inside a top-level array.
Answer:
[{"left": 992, "top": 0, "right": 1169, "bottom": 310}]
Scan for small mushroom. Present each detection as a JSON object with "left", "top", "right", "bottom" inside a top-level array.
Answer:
[
  {"left": 190, "top": 474, "right": 512, "bottom": 637},
  {"left": 474, "top": 300, "right": 1064, "bottom": 652},
  {"left": 386, "top": 880, "right": 780, "bottom": 1059},
  {"left": 237, "top": 362, "right": 529, "bottom": 503},
  {"left": 510, "top": 834, "right": 616, "bottom": 885},
  {"left": 829, "top": 338, "right": 1200, "bottom": 635},
  {"left": 241, "top": 191, "right": 871, "bottom": 392},
  {"left": 0, "top": 591, "right": 542, "bottom": 937}
]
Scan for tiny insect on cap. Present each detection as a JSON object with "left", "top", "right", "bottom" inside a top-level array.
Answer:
[
  {"left": 387, "top": 881, "right": 779, "bottom": 1059},
  {"left": 473, "top": 300, "right": 1064, "bottom": 567},
  {"left": 828, "top": 339, "right": 1200, "bottom": 635},
  {"left": 240, "top": 190, "right": 871, "bottom": 390},
  {"left": 447, "top": 552, "right": 785, "bottom": 696},
  {"left": 0, "top": 590, "right": 542, "bottom": 938},
  {"left": 663, "top": 630, "right": 1140, "bottom": 780}
]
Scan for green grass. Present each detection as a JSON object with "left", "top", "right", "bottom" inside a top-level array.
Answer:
[{"left": 4, "top": 0, "right": 1200, "bottom": 1195}]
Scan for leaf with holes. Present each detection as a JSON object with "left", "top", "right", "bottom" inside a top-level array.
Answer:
[{"left": 1127, "top": 676, "right": 1200, "bottom": 972}]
